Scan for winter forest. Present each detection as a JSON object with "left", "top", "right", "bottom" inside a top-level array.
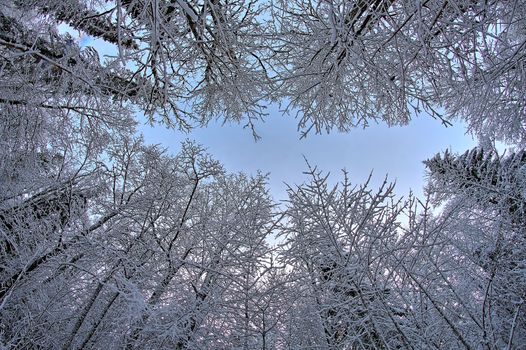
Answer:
[{"left": 1, "top": 0, "right": 525, "bottom": 349}]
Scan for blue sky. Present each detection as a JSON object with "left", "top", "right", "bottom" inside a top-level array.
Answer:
[
  {"left": 72, "top": 28, "right": 480, "bottom": 202},
  {"left": 139, "top": 105, "right": 478, "bottom": 202}
]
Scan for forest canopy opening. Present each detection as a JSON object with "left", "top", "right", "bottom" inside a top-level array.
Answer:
[{"left": 1, "top": 1, "right": 525, "bottom": 349}]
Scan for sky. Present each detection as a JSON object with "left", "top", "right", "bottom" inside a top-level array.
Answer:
[
  {"left": 71, "top": 27, "right": 480, "bottom": 202},
  {"left": 139, "top": 106, "right": 478, "bottom": 202}
]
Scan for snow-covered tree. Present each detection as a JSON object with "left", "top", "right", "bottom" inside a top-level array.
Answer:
[
  {"left": 278, "top": 166, "right": 409, "bottom": 349},
  {"left": 422, "top": 148, "right": 526, "bottom": 348},
  {"left": 2, "top": 0, "right": 526, "bottom": 348},
  {"left": 1, "top": 134, "right": 281, "bottom": 349},
  {"left": 3, "top": 0, "right": 525, "bottom": 142},
  {"left": 271, "top": 0, "right": 526, "bottom": 143},
  {"left": 1, "top": 0, "right": 272, "bottom": 135}
]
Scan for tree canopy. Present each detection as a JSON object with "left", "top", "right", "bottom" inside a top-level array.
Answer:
[
  {"left": 1, "top": 0, "right": 525, "bottom": 349},
  {"left": 1, "top": 0, "right": 525, "bottom": 141}
]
